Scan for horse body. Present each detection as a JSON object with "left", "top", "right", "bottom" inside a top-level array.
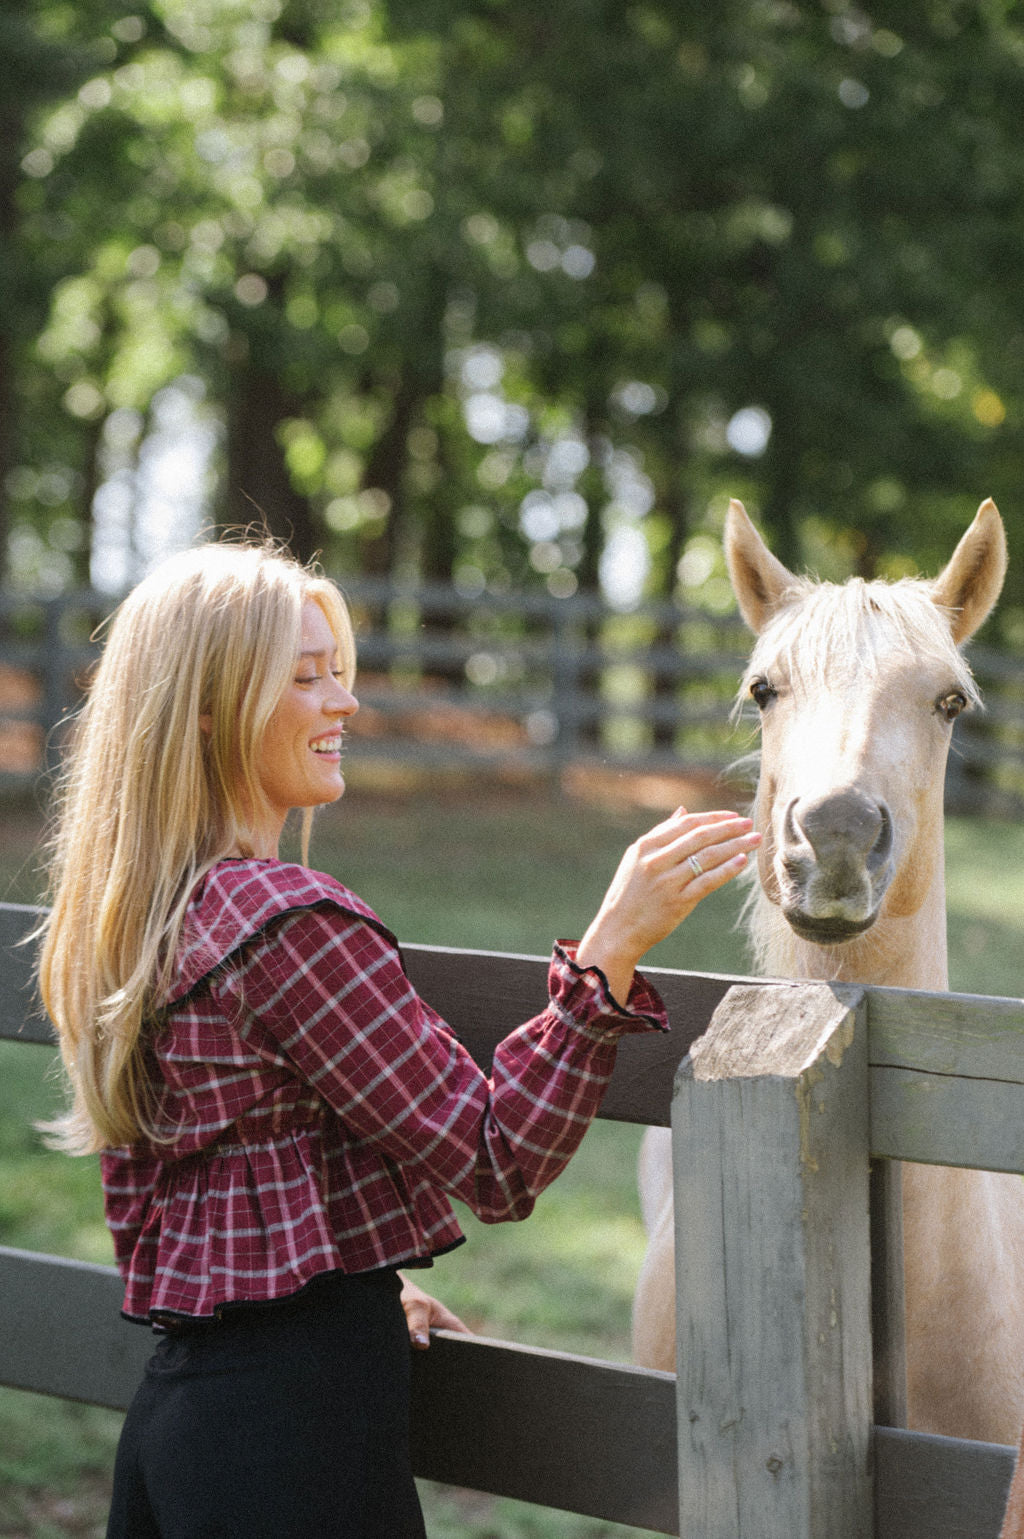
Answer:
[{"left": 632, "top": 498, "right": 1024, "bottom": 1444}]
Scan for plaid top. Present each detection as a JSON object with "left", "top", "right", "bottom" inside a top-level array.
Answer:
[{"left": 101, "top": 859, "right": 668, "bottom": 1324}]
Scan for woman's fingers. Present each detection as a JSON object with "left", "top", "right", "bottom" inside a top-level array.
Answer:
[
  {"left": 642, "top": 805, "right": 743, "bottom": 849},
  {"left": 642, "top": 818, "right": 761, "bottom": 923},
  {"left": 678, "top": 841, "right": 755, "bottom": 897},
  {"left": 625, "top": 816, "right": 759, "bottom": 927},
  {"left": 667, "top": 841, "right": 759, "bottom": 914},
  {"left": 673, "top": 820, "right": 760, "bottom": 879},
  {"left": 576, "top": 808, "right": 762, "bottom": 999},
  {"left": 642, "top": 812, "right": 759, "bottom": 879},
  {"left": 399, "top": 1275, "right": 471, "bottom": 1350}
]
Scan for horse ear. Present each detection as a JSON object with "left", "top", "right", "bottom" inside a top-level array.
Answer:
[
  {"left": 930, "top": 498, "right": 1007, "bottom": 644},
  {"left": 724, "top": 499, "right": 799, "bottom": 634}
]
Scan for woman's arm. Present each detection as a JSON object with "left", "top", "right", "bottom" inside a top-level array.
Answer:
[{"left": 233, "top": 807, "right": 760, "bottom": 1223}]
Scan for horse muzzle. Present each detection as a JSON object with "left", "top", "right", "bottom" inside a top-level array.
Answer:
[{"left": 776, "top": 786, "right": 895, "bottom": 946}]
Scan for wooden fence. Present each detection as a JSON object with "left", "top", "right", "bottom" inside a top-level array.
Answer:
[
  {"left": 1, "top": 901, "right": 1022, "bottom": 1535},
  {"left": 1, "top": 582, "right": 1022, "bottom": 808}
]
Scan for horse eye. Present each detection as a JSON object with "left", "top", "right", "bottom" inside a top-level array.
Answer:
[
  {"left": 937, "top": 691, "right": 968, "bottom": 722},
  {"left": 749, "top": 678, "right": 777, "bottom": 710}
]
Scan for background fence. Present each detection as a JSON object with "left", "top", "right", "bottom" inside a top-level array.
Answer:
[{"left": 1, "top": 582, "right": 1022, "bottom": 809}]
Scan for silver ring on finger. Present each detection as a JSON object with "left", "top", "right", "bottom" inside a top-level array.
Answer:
[{"left": 688, "top": 854, "right": 704, "bottom": 878}]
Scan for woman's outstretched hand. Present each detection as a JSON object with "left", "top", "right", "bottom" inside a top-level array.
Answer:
[
  {"left": 575, "top": 806, "right": 761, "bottom": 1003},
  {"left": 399, "top": 1274, "right": 471, "bottom": 1350}
]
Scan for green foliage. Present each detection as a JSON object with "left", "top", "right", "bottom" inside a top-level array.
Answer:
[{"left": 3, "top": 0, "right": 1024, "bottom": 621}]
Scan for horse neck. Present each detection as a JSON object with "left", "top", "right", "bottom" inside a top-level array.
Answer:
[{"left": 748, "top": 862, "right": 949, "bottom": 991}]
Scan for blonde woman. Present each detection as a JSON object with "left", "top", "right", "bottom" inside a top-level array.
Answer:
[{"left": 39, "top": 540, "right": 760, "bottom": 1539}]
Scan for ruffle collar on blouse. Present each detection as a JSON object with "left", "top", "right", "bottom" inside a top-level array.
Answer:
[{"left": 166, "top": 859, "right": 397, "bottom": 1006}]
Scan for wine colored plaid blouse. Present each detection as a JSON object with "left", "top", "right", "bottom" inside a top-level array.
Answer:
[{"left": 101, "top": 860, "right": 668, "bottom": 1325}]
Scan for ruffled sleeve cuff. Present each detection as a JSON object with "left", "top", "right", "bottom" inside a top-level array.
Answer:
[{"left": 550, "top": 940, "right": 669, "bottom": 1042}]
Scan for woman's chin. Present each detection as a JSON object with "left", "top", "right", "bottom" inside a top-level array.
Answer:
[{"left": 319, "top": 774, "right": 346, "bottom": 805}]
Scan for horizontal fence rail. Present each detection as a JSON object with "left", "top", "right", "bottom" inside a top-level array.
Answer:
[
  {"left": 2, "top": 902, "right": 1023, "bottom": 1535},
  {"left": 0, "top": 584, "right": 1021, "bottom": 806}
]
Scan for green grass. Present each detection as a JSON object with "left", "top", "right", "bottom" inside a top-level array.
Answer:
[
  {"left": 0, "top": 787, "right": 1021, "bottom": 1537},
  {"left": 945, "top": 817, "right": 1024, "bottom": 998}
]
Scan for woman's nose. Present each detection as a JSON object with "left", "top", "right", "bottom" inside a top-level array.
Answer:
[{"left": 328, "top": 682, "right": 359, "bottom": 717}]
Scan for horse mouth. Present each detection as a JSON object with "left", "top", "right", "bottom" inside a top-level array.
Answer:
[{"left": 783, "top": 908, "right": 881, "bottom": 945}]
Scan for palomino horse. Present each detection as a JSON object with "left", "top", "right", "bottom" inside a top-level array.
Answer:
[{"left": 632, "top": 497, "right": 1024, "bottom": 1446}]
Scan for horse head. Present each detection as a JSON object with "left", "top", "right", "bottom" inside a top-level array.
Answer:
[
  {"left": 634, "top": 500, "right": 1022, "bottom": 1444},
  {"left": 725, "top": 499, "right": 1006, "bottom": 954}
]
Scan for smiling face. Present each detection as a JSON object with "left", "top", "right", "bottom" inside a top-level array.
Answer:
[{"left": 252, "top": 599, "right": 358, "bottom": 855}]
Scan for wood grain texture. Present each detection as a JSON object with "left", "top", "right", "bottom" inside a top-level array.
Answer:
[
  {"left": 867, "top": 986, "right": 1024, "bottom": 1080},
  {"left": 673, "top": 983, "right": 874, "bottom": 1539},
  {"left": 870, "top": 1066, "right": 1024, "bottom": 1172}
]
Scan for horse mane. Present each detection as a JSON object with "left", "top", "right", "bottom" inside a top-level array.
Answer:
[{"left": 738, "top": 575, "right": 982, "bottom": 704}]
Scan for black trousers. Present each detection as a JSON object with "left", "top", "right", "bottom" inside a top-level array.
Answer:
[{"left": 106, "top": 1269, "right": 426, "bottom": 1539}]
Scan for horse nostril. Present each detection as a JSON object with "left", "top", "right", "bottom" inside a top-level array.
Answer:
[
  {"left": 791, "top": 788, "right": 887, "bottom": 864},
  {"left": 867, "top": 801, "right": 893, "bottom": 873},
  {"left": 783, "top": 798, "right": 800, "bottom": 848}
]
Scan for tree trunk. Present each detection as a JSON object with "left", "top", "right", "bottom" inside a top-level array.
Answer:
[
  {"left": 569, "top": 421, "right": 608, "bottom": 752},
  {"left": 360, "top": 373, "right": 419, "bottom": 579},
  {"left": 75, "top": 411, "right": 105, "bottom": 588},
  {"left": 650, "top": 476, "right": 690, "bottom": 751},
  {"left": 0, "top": 329, "right": 13, "bottom": 589},
  {"left": 223, "top": 344, "right": 317, "bottom": 563},
  {"left": 761, "top": 405, "right": 802, "bottom": 572},
  {"left": 0, "top": 107, "right": 20, "bottom": 589}
]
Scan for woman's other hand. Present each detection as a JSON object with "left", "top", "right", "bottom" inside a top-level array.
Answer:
[
  {"left": 399, "top": 1274, "right": 471, "bottom": 1350},
  {"left": 575, "top": 807, "right": 761, "bottom": 1002}
]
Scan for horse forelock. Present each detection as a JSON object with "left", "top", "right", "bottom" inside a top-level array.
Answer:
[{"left": 737, "top": 575, "right": 982, "bottom": 706}]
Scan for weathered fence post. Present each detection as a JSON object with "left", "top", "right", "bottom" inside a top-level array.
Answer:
[{"left": 672, "top": 981, "right": 873, "bottom": 1538}]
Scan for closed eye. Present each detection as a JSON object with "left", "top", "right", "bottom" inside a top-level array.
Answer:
[{"left": 296, "top": 668, "right": 345, "bottom": 686}]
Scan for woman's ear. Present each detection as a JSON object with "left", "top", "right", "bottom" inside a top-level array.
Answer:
[{"left": 199, "top": 713, "right": 212, "bottom": 737}]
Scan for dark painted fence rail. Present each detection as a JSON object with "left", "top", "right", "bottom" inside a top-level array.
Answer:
[
  {"left": 0, "top": 900, "right": 1020, "bottom": 1536},
  {"left": 0, "top": 584, "right": 1021, "bottom": 808}
]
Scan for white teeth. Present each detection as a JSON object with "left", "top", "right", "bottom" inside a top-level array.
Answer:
[{"left": 311, "top": 737, "right": 342, "bottom": 753}]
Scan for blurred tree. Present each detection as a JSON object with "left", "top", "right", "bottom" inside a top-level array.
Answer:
[
  {"left": 4, "top": 0, "right": 1024, "bottom": 648},
  {"left": 0, "top": 0, "right": 134, "bottom": 586}
]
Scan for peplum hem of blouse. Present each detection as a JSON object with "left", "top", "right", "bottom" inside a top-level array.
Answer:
[{"left": 113, "top": 1124, "right": 464, "bottom": 1323}]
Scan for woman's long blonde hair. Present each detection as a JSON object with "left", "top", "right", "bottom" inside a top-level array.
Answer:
[{"left": 37, "top": 540, "right": 355, "bottom": 1156}]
